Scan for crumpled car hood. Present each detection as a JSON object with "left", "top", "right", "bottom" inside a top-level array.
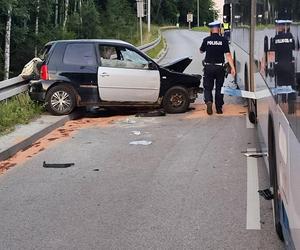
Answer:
[{"left": 160, "top": 57, "right": 192, "bottom": 73}]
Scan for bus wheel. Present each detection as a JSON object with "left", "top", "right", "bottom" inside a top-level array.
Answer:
[{"left": 268, "top": 120, "right": 284, "bottom": 241}]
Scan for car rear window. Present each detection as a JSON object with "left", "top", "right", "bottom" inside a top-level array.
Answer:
[
  {"left": 63, "top": 43, "right": 97, "bottom": 66},
  {"left": 39, "top": 45, "right": 52, "bottom": 61}
]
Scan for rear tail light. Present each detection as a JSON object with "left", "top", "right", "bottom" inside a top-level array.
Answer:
[{"left": 40, "top": 65, "right": 49, "bottom": 80}]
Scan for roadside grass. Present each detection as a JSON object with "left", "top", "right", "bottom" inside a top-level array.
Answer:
[
  {"left": 192, "top": 26, "right": 210, "bottom": 32},
  {"left": 0, "top": 93, "right": 43, "bottom": 136},
  {"left": 146, "top": 36, "right": 166, "bottom": 59},
  {"left": 133, "top": 24, "right": 160, "bottom": 46}
]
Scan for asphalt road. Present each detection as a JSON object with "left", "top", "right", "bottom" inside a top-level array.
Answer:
[{"left": 0, "top": 30, "right": 284, "bottom": 250}]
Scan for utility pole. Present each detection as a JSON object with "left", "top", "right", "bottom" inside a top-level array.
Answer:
[
  {"left": 197, "top": 0, "right": 200, "bottom": 27},
  {"left": 147, "top": 0, "right": 151, "bottom": 33},
  {"left": 137, "top": 0, "right": 144, "bottom": 45}
]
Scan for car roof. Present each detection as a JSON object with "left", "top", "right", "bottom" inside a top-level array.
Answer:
[{"left": 45, "top": 39, "right": 133, "bottom": 47}]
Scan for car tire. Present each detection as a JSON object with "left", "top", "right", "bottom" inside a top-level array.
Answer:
[
  {"left": 163, "top": 86, "right": 190, "bottom": 114},
  {"left": 45, "top": 85, "right": 76, "bottom": 115}
]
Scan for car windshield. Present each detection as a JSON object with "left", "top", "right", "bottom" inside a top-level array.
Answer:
[{"left": 119, "top": 48, "right": 148, "bottom": 65}]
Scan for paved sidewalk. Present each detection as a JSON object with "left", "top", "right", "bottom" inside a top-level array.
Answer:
[{"left": 0, "top": 113, "right": 80, "bottom": 161}]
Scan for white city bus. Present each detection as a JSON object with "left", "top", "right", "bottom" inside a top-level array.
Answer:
[{"left": 223, "top": 0, "right": 300, "bottom": 249}]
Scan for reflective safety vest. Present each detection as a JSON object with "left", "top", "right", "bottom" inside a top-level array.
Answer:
[{"left": 223, "top": 23, "right": 230, "bottom": 30}]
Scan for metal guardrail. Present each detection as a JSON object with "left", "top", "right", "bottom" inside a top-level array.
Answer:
[
  {"left": 0, "top": 37, "right": 162, "bottom": 102},
  {"left": 0, "top": 76, "right": 29, "bottom": 101},
  {"left": 138, "top": 35, "right": 161, "bottom": 52}
]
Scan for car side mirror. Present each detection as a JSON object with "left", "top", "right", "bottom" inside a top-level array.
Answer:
[{"left": 148, "top": 61, "right": 158, "bottom": 70}]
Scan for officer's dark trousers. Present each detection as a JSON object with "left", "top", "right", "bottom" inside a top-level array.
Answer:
[{"left": 203, "top": 65, "right": 225, "bottom": 108}]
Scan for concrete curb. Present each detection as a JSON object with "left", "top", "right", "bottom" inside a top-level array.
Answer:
[{"left": 0, "top": 112, "right": 82, "bottom": 162}]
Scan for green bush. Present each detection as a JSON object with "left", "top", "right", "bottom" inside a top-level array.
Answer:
[{"left": 0, "top": 93, "right": 43, "bottom": 135}]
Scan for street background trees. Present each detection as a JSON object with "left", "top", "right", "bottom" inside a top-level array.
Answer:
[{"left": 0, "top": 0, "right": 215, "bottom": 79}]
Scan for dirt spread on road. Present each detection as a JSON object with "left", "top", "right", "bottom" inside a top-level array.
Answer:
[
  {"left": 0, "top": 115, "right": 125, "bottom": 175},
  {"left": 185, "top": 104, "right": 247, "bottom": 119}
]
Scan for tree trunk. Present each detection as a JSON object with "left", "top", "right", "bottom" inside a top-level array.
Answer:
[
  {"left": 78, "top": 0, "right": 82, "bottom": 24},
  {"left": 156, "top": 0, "right": 162, "bottom": 20},
  {"left": 63, "top": 0, "right": 69, "bottom": 31},
  {"left": 4, "top": 5, "right": 12, "bottom": 80},
  {"left": 74, "top": 0, "right": 77, "bottom": 13},
  {"left": 35, "top": 0, "right": 40, "bottom": 57},
  {"left": 55, "top": 0, "right": 58, "bottom": 27}
]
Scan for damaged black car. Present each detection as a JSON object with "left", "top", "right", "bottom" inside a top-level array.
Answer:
[{"left": 28, "top": 39, "right": 202, "bottom": 115}]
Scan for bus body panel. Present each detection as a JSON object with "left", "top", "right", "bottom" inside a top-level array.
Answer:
[{"left": 226, "top": 0, "right": 300, "bottom": 247}]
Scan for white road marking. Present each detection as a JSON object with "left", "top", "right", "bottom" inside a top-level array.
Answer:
[
  {"left": 246, "top": 148, "right": 261, "bottom": 230},
  {"left": 246, "top": 114, "right": 255, "bottom": 129}
]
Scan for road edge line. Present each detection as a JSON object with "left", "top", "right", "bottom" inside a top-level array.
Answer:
[{"left": 246, "top": 147, "right": 261, "bottom": 230}]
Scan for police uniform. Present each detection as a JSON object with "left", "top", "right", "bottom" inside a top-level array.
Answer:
[
  {"left": 271, "top": 20, "right": 295, "bottom": 86},
  {"left": 200, "top": 21, "right": 230, "bottom": 114},
  {"left": 270, "top": 20, "right": 296, "bottom": 112}
]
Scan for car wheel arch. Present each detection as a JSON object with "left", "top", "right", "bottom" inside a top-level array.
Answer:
[{"left": 45, "top": 82, "right": 81, "bottom": 105}]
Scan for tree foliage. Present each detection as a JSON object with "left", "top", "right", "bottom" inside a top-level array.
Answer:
[{"left": 0, "top": 0, "right": 216, "bottom": 79}]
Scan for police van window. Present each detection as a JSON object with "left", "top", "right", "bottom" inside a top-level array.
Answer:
[{"left": 63, "top": 43, "right": 97, "bottom": 66}]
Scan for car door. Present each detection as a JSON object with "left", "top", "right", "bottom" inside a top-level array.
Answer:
[{"left": 97, "top": 45, "right": 160, "bottom": 103}]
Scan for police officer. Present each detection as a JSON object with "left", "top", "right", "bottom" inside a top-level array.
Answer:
[
  {"left": 270, "top": 20, "right": 295, "bottom": 113},
  {"left": 223, "top": 16, "right": 231, "bottom": 42},
  {"left": 271, "top": 20, "right": 295, "bottom": 86},
  {"left": 200, "top": 21, "right": 236, "bottom": 115}
]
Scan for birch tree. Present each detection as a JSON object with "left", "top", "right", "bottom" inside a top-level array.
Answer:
[
  {"left": 55, "top": 0, "right": 59, "bottom": 27},
  {"left": 4, "top": 4, "right": 12, "bottom": 80},
  {"left": 63, "top": 0, "right": 69, "bottom": 30},
  {"left": 35, "top": 0, "right": 40, "bottom": 57}
]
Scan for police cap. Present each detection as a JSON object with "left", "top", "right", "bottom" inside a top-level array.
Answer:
[
  {"left": 208, "top": 20, "right": 221, "bottom": 28},
  {"left": 275, "top": 19, "right": 292, "bottom": 25}
]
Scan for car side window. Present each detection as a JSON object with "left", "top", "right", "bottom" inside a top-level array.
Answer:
[
  {"left": 99, "top": 45, "right": 149, "bottom": 69},
  {"left": 63, "top": 43, "right": 97, "bottom": 66},
  {"left": 99, "top": 46, "right": 119, "bottom": 67}
]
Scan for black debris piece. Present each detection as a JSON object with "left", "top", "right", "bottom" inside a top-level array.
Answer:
[
  {"left": 258, "top": 189, "right": 274, "bottom": 200},
  {"left": 43, "top": 161, "right": 75, "bottom": 168},
  {"left": 93, "top": 169, "right": 100, "bottom": 171},
  {"left": 135, "top": 109, "right": 166, "bottom": 117}
]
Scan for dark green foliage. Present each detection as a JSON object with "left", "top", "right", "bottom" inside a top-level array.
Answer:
[
  {"left": 0, "top": 93, "right": 43, "bottom": 135},
  {"left": 0, "top": 0, "right": 216, "bottom": 79}
]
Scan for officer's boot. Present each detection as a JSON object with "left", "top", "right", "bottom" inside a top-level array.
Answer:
[
  {"left": 216, "top": 106, "right": 223, "bottom": 114},
  {"left": 206, "top": 102, "right": 213, "bottom": 115}
]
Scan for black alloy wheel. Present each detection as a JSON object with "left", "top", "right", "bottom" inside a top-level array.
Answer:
[{"left": 163, "top": 86, "right": 190, "bottom": 113}]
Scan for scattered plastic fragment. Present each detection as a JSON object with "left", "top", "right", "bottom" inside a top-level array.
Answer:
[
  {"left": 43, "top": 161, "right": 74, "bottom": 168},
  {"left": 132, "top": 131, "right": 141, "bottom": 136},
  {"left": 244, "top": 152, "right": 268, "bottom": 158},
  {"left": 125, "top": 119, "right": 137, "bottom": 124},
  {"left": 129, "top": 140, "right": 152, "bottom": 146},
  {"left": 258, "top": 189, "right": 274, "bottom": 200}
]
